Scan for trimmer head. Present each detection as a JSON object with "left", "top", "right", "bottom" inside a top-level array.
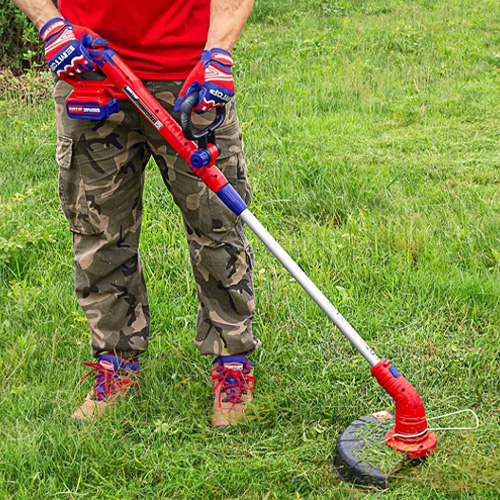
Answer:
[
  {"left": 333, "top": 359, "right": 438, "bottom": 488},
  {"left": 333, "top": 412, "right": 406, "bottom": 488}
]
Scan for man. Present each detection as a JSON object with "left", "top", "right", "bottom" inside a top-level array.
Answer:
[{"left": 11, "top": 0, "right": 259, "bottom": 427}]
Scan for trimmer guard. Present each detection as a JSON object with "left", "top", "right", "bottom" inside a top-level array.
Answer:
[{"left": 333, "top": 412, "right": 400, "bottom": 489}]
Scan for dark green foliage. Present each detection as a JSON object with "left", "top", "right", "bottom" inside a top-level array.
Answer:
[{"left": 0, "top": 2, "right": 43, "bottom": 73}]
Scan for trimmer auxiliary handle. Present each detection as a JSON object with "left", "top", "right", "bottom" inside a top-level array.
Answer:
[
  {"left": 179, "top": 92, "right": 225, "bottom": 145},
  {"left": 179, "top": 91, "right": 225, "bottom": 170},
  {"left": 65, "top": 52, "right": 437, "bottom": 459}
]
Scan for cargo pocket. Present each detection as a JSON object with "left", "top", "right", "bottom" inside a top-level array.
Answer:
[
  {"left": 56, "top": 135, "right": 99, "bottom": 235},
  {"left": 235, "top": 151, "right": 252, "bottom": 207},
  {"left": 209, "top": 151, "right": 252, "bottom": 235}
]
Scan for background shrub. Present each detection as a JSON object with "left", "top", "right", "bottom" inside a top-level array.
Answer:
[{"left": 0, "top": 2, "right": 44, "bottom": 74}]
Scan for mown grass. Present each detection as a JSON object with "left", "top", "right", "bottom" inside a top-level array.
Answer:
[{"left": 1, "top": 0, "right": 500, "bottom": 498}]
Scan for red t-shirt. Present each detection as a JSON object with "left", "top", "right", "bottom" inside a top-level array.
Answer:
[{"left": 59, "top": 0, "right": 210, "bottom": 79}]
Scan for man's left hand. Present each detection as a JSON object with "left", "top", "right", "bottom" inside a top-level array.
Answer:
[{"left": 174, "top": 48, "right": 235, "bottom": 114}]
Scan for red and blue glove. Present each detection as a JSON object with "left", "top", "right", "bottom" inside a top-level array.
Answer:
[
  {"left": 40, "top": 17, "right": 114, "bottom": 80},
  {"left": 174, "top": 48, "right": 235, "bottom": 114}
]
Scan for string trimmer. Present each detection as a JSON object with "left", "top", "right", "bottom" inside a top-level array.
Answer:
[{"left": 63, "top": 51, "right": 477, "bottom": 488}]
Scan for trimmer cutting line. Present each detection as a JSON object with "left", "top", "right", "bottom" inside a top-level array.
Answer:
[{"left": 64, "top": 51, "right": 478, "bottom": 488}]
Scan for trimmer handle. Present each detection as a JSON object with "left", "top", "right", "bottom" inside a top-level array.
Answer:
[{"left": 180, "top": 91, "right": 225, "bottom": 146}]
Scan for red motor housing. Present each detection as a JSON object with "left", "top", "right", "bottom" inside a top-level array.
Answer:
[{"left": 371, "top": 359, "right": 437, "bottom": 458}]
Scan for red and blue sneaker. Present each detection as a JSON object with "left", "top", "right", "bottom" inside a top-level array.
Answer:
[
  {"left": 210, "top": 355, "right": 255, "bottom": 427},
  {"left": 71, "top": 353, "right": 141, "bottom": 422}
]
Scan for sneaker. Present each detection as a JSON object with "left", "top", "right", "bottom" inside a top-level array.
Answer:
[
  {"left": 71, "top": 353, "right": 141, "bottom": 423},
  {"left": 210, "top": 355, "right": 255, "bottom": 427}
]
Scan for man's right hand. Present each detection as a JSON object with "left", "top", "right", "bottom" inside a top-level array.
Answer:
[{"left": 40, "top": 17, "right": 112, "bottom": 80}]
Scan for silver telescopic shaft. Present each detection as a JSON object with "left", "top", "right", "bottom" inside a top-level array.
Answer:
[{"left": 241, "top": 209, "right": 380, "bottom": 367}]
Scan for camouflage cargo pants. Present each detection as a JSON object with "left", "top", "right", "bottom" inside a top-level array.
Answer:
[{"left": 54, "top": 79, "right": 260, "bottom": 358}]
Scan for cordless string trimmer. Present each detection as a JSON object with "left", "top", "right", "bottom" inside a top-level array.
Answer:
[{"left": 64, "top": 51, "right": 440, "bottom": 487}]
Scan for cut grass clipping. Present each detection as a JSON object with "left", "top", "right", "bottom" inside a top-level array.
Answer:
[{"left": 350, "top": 415, "right": 403, "bottom": 477}]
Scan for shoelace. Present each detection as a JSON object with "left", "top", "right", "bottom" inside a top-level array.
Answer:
[
  {"left": 80, "top": 360, "right": 136, "bottom": 401},
  {"left": 210, "top": 364, "right": 256, "bottom": 408}
]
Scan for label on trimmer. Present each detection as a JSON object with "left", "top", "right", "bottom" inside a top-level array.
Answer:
[
  {"left": 68, "top": 105, "right": 101, "bottom": 115},
  {"left": 372, "top": 410, "right": 393, "bottom": 420},
  {"left": 123, "top": 85, "right": 163, "bottom": 130}
]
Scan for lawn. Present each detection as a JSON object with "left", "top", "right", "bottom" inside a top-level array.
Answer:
[{"left": 1, "top": 0, "right": 500, "bottom": 498}]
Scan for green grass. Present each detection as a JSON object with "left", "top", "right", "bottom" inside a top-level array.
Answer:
[{"left": 1, "top": 0, "right": 500, "bottom": 498}]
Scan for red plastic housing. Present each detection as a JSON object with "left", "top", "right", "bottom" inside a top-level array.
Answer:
[
  {"left": 65, "top": 83, "right": 122, "bottom": 120},
  {"left": 194, "top": 143, "right": 228, "bottom": 192},
  {"left": 371, "top": 359, "right": 437, "bottom": 458}
]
